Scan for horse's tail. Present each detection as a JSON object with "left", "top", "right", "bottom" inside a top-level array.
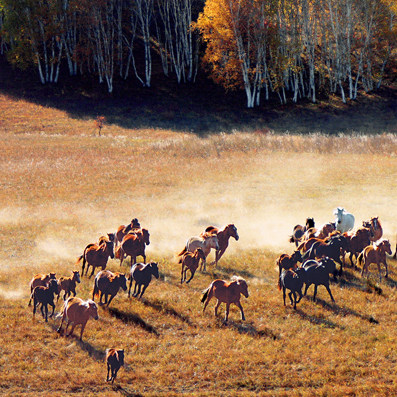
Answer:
[
  {"left": 201, "top": 286, "right": 210, "bottom": 303},
  {"left": 178, "top": 246, "right": 187, "bottom": 257},
  {"left": 92, "top": 281, "right": 100, "bottom": 300}
]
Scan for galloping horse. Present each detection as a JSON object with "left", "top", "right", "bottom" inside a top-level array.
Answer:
[
  {"left": 201, "top": 224, "right": 239, "bottom": 267},
  {"left": 93, "top": 270, "right": 127, "bottom": 307},
  {"left": 362, "top": 217, "right": 383, "bottom": 243},
  {"left": 28, "top": 272, "right": 56, "bottom": 306},
  {"left": 180, "top": 248, "right": 206, "bottom": 284},
  {"left": 343, "top": 227, "right": 372, "bottom": 266},
  {"left": 32, "top": 279, "right": 59, "bottom": 322},
  {"left": 358, "top": 239, "right": 392, "bottom": 282},
  {"left": 128, "top": 261, "right": 159, "bottom": 298},
  {"left": 78, "top": 238, "right": 114, "bottom": 277},
  {"left": 333, "top": 207, "right": 355, "bottom": 233},
  {"left": 118, "top": 228, "right": 150, "bottom": 266},
  {"left": 201, "top": 276, "right": 249, "bottom": 323},
  {"left": 57, "top": 270, "right": 81, "bottom": 301},
  {"left": 178, "top": 233, "right": 219, "bottom": 272},
  {"left": 57, "top": 297, "right": 99, "bottom": 341}
]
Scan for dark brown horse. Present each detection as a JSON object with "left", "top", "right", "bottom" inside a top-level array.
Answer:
[
  {"left": 93, "top": 270, "right": 127, "bottom": 307},
  {"left": 28, "top": 272, "right": 56, "bottom": 306},
  {"left": 201, "top": 224, "right": 239, "bottom": 267},
  {"left": 106, "top": 349, "right": 125, "bottom": 384},
  {"left": 128, "top": 261, "right": 159, "bottom": 298},
  {"left": 276, "top": 250, "right": 302, "bottom": 289},
  {"left": 78, "top": 239, "right": 114, "bottom": 277},
  {"left": 118, "top": 228, "right": 150, "bottom": 266},
  {"left": 32, "top": 279, "right": 59, "bottom": 322},
  {"left": 57, "top": 270, "right": 81, "bottom": 301},
  {"left": 343, "top": 227, "right": 372, "bottom": 267}
]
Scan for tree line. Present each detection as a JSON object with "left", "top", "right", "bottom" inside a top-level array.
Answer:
[{"left": 0, "top": 0, "right": 395, "bottom": 107}]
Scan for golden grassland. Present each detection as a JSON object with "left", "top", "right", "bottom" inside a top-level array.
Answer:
[{"left": 0, "top": 93, "right": 397, "bottom": 396}]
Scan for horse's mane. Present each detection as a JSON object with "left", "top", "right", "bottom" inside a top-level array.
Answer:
[
  {"left": 230, "top": 275, "right": 246, "bottom": 283},
  {"left": 202, "top": 231, "right": 217, "bottom": 239},
  {"left": 204, "top": 226, "right": 218, "bottom": 233}
]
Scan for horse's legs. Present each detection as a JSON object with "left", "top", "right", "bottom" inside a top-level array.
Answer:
[
  {"left": 181, "top": 265, "right": 185, "bottom": 284},
  {"left": 383, "top": 259, "right": 388, "bottom": 279},
  {"left": 202, "top": 289, "right": 213, "bottom": 313},
  {"left": 107, "top": 294, "right": 116, "bottom": 306},
  {"left": 128, "top": 279, "right": 133, "bottom": 297},
  {"left": 324, "top": 283, "right": 335, "bottom": 302},
  {"left": 49, "top": 302, "right": 55, "bottom": 318},
  {"left": 282, "top": 287, "right": 286, "bottom": 306},
  {"left": 215, "top": 247, "right": 227, "bottom": 267},
  {"left": 313, "top": 285, "right": 318, "bottom": 301},
  {"left": 89, "top": 266, "right": 96, "bottom": 278},
  {"left": 133, "top": 282, "right": 138, "bottom": 297},
  {"left": 139, "top": 284, "right": 148, "bottom": 299},
  {"left": 303, "top": 283, "right": 310, "bottom": 296},
  {"left": 214, "top": 300, "right": 221, "bottom": 317},
  {"left": 79, "top": 322, "right": 87, "bottom": 340},
  {"left": 236, "top": 301, "right": 245, "bottom": 320},
  {"left": 186, "top": 269, "right": 195, "bottom": 284},
  {"left": 224, "top": 303, "right": 230, "bottom": 323},
  {"left": 57, "top": 312, "right": 66, "bottom": 333},
  {"left": 288, "top": 292, "right": 294, "bottom": 307},
  {"left": 106, "top": 363, "right": 111, "bottom": 381}
]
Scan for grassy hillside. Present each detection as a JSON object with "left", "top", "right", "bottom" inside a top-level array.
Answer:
[{"left": 0, "top": 92, "right": 396, "bottom": 396}]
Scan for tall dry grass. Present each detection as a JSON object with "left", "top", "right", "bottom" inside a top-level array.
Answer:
[{"left": 0, "top": 93, "right": 396, "bottom": 396}]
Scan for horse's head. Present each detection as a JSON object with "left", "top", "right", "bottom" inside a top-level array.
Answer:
[
  {"left": 73, "top": 270, "right": 81, "bottom": 283},
  {"left": 49, "top": 279, "right": 59, "bottom": 294},
  {"left": 142, "top": 228, "right": 150, "bottom": 245},
  {"left": 333, "top": 207, "right": 344, "bottom": 222},
  {"left": 118, "top": 273, "right": 128, "bottom": 291},
  {"left": 149, "top": 262, "right": 159, "bottom": 279},
  {"left": 117, "top": 349, "right": 125, "bottom": 366},
  {"left": 88, "top": 300, "right": 99, "bottom": 320},
  {"left": 232, "top": 276, "right": 249, "bottom": 298},
  {"left": 228, "top": 224, "right": 239, "bottom": 241},
  {"left": 378, "top": 239, "right": 392, "bottom": 255},
  {"left": 306, "top": 218, "right": 315, "bottom": 229},
  {"left": 196, "top": 248, "right": 206, "bottom": 261},
  {"left": 291, "top": 250, "right": 302, "bottom": 263},
  {"left": 106, "top": 240, "right": 115, "bottom": 259},
  {"left": 107, "top": 233, "right": 116, "bottom": 243},
  {"left": 49, "top": 272, "right": 56, "bottom": 280}
]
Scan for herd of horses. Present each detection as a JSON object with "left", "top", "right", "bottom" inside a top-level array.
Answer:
[{"left": 27, "top": 208, "right": 395, "bottom": 383}]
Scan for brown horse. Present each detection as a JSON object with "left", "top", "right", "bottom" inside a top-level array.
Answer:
[
  {"left": 362, "top": 217, "right": 383, "bottom": 243},
  {"left": 93, "top": 270, "right": 127, "bottom": 307},
  {"left": 358, "top": 239, "right": 392, "bottom": 282},
  {"left": 180, "top": 248, "right": 206, "bottom": 284},
  {"left": 115, "top": 218, "right": 141, "bottom": 246},
  {"left": 118, "top": 228, "right": 150, "bottom": 266},
  {"left": 32, "top": 279, "right": 59, "bottom": 322},
  {"left": 106, "top": 349, "right": 125, "bottom": 384},
  {"left": 201, "top": 224, "right": 239, "bottom": 267},
  {"left": 343, "top": 227, "right": 372, "bottom": 267},
  {"left": 28, "top": 272, "right": 57, "bottom": 306},
  {"left": 178, "top": 233, "right": 219, "bottom": 272},
  {"left": 78, "top": 238, "right": 114, "bottom": 277},
  {"left": 57, "top": 297, "right": 99, "bottom": 341},
  {"left": 276, "top": 250, "right": 302, "bottom": 289},
  {"left": 57, "top": 270, "right": 81, "bottom": 301},
  {"left": 201, "top": 276, "right": 249, "bottom": 323}
]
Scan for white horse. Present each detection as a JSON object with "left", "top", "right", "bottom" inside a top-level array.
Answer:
[{"left": 333, "top": 207, "right": 355, "bottom": 233}]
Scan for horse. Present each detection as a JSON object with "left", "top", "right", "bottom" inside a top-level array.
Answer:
[
  {"left": 178, "top": 233, "right": 219, "bottom": 272},
  {"left": 302, "top": 234, "right": 348, "bottom": 276},
  {"left": 128, "top": 261, "right": 159, "bottom": 298},
  {"left": 78, "top": 238, "right": 114, "bottom": 278},
  {"left": 314, "top": 222, "right": 336, "bottom": 239},
  {"left": 32, "top": 279, "right": 59, "bottom": 322},
  {"left": 301, "top": 258, "right": 336, "bottom": 302},
  {"left": 180, "top": 248, "right": 206, "bottom": 284},
  {"left": 115, "top": 218, "right": 141, "bottom": 246},
  {"left": 279, "top": 268, "right": 305, "bottom": 310},
  {"left": 57, "top": 297, "right": 99, "bottom": 341},
  {"left": 333, "top": 207, "right": 355, "bottom": 233},
  {"left": 106, "top": 349, "right": 125, "bottom": 384},
  {"left": 358, "top": 239, "right": 392, "bottom": 282},
  {"left": 93, "top": 270, "right": 127, "bottom": 307},
  {"left": 201, "top": 276, "right": 249, "bottom": 323},
  {"left": 276, "top": 250, "right": 302, "bottom": 289},
  {"left": 362, "top": 217, "right": 383, "bottom": 243},
  {"left": 57, "top": 270, "right": 81, "bottom": 301},
  {"left": 201, "top": 224, "right": 239, "bottom": 266},
  {"left": 289, "top": 218, "right": 315, "bottom": 246},
  {"left": 343, "top": 227, "right": 372, "bottom": 267},
  {"left": 28, "top": 272, "right": 56, "bottom": 306},
  {"left": 118, "top": 228, "right": 150, "bottom": 266}
]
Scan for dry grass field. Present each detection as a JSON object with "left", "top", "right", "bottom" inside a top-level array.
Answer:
[{"left": 0, "top": 93, "right": 397, "bottom": 396}]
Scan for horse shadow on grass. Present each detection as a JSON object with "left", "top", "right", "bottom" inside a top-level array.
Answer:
[
  {"left": 107, "top": 307, "right": 159, "bottom": 336},
  {"left": 304, "top": 296, "right": 379, "bottom": 325},
  {"left": 213, "top": 318, "right": 280, "bottom": 340},
  {"left": 112, "top": 385, "right": 143, "bottom": 397},
  {"left": 295, "top": 306, "right": 343, "bottom": 330},
  {"left": 141, "top": 297, "right": 195, "bottom": 327},
  {"left": 208, "top": 265, "right": 257, "bottom": 280}
]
